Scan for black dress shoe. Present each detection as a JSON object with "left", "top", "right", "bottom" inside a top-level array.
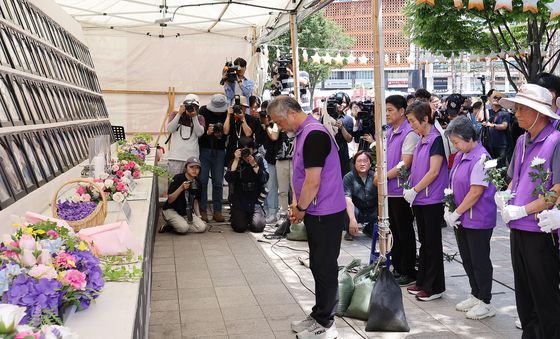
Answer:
[{"left": 158, "top": 223, "right": 172, "bottom": 233}]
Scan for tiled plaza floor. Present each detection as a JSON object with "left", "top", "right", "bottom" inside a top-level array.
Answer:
[{"left": 149, "top": 209, "right": 522, "bottom": 339}]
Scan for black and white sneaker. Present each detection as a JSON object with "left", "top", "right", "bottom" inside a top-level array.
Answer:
[{"left": 296, "top": 321, "right": 337, "bottom": 339}]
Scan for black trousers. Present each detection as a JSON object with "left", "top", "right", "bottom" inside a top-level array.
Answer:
[
  {"left": 510, "top": 229, "right": 560, "bottom": 339},
  {"left": 388, "top": 197, "right": 417, "bottom": 278},
  {"left": 305, "top": 210, "right": 344, "bottom": 328},
  {"left": 413, "top": 203, "right": 445, "bottom": 294},
  {"left": 230, "top": 205, "right": 265, "bottom": 233},
  {"left": 456, "top": 226, "right": 493, "bottom": 303}
]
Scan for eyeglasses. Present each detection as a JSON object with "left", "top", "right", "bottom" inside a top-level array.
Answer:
[{"left": 356, "top": 159, "right": 370, "bottom": 164}]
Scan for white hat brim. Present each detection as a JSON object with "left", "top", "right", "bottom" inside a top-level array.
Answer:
[{"left": 499, "top": 97, "right": 560, "bottom": 120}]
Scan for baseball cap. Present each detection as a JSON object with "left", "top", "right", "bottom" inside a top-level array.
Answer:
[
  {"left": 446, "top": 94, "right": 465, "bottom": 115},
  {"left": 184, "top": 94, "right": 200, "bottom": 107},
  {"left": 185, "top": 156, "right": 201, "bottom": 167}
]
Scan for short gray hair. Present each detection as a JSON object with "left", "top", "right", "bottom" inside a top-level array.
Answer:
[
  {"left": 444, "top": 115, "right": 477, "bottom": 142},
  {"left": 266, "top": 96, "right": 303, "bottom": 118}
]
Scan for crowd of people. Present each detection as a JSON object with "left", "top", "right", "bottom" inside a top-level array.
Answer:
[{"left": 158, "top": 57, "right": 560, "bottom": 339}]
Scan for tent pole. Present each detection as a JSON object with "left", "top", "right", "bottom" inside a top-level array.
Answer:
[
  {"left": 155, "top": 86, "right": 175, "bottom": 148},
  {"left": 372, "top": 0, "right": 391, "bottom": 259},
  {"left": 289, "top": 12, "right": 300, "bottom": 101}
]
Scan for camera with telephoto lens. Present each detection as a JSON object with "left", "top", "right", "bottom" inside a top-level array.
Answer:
[
  {"left": 233, "top": 95, "right": 242, "bottom": 115},
  {"left": 326, "top": 92, "right": 349, "bottom": 120},
  {"left": 220, "top": 61, "right": 240, "bottom": 85},
  {"left": 213, "top": 122, "right": 224, "bottom": 134},
  {"left": 275, "top": 59, "right": 291, "bottom": 82}
]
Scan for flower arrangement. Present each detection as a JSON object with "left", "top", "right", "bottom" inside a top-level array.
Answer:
[
  {"left": 0, "top": 220, "right": 104, "bottom": 328},
  {"left": 117, "top": 142, "right": 150, "bottom": 163},
  {"left": 0, "top": 304, "right": 78, "bottom": 338},
  {"left": 528, "top": 156, "right": 558, "bottom": 203},
  {"left": 109, "top": 160, "right": 141, "bottom": 180},
  {"left": 443, "top": 188, "right": 457, "bottom": 212},
  {"left": 483, "top": 157, "right": 508, "bottom": 191},
  {"left": 93, "top": 175, "right": 130, "bottom": 203},
  {"left": 396, "top": 161, "right": 411, "bottom": 189},
  {"left": 56, "top": 182, "right": 103, "bottom": 222}
]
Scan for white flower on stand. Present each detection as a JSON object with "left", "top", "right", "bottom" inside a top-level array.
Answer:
[
  {"left": 99, "top": 172, "right": 109, "bottom": 180},
  {"left": 484, "top": 159, "right": 498, "bottom": 170},
  {"left": 112, "top": 192, "right": 125, "bottom": 203},
  {"left": 0, "top": 304, "right": 26, "bottom": 334},
  {"left": 530, "top": 156, "right": 546, "bottom": 168},
  {"left": 444, "top": 188, "right": 454, "bottom": 196},
  {"left": 396, "top": 161, "right": 405, "bottom": 170},
  {"left": 41, "top": 325, "right": 79, "bottom": 339},
  {"left": 104, "top": 179, "right": 114, "bottom": 189}
]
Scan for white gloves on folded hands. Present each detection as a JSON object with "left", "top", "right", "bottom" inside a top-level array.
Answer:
[
  {"left": 403, "top": 188, "right": 418, "bottom": 206},
  {"left": 494, "top": 190, "right": 514, "bottom": 212},
  {"left": 444, "top": 207, "right": 461, "bottom": 228},
  {"left": 500, "top": 205, "right": 527, "bottom": 224},
  {"left": 537, "top": 209, "right": 560, "bottom": 233}
]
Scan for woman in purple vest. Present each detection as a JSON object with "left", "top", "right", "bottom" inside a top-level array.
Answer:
[
  {"left": 444, "top": 116, "right": 497, "bottom": 320},
  {"left": 384, "top": 95, "right": 419, "bottom": 286},
  {"left": 495, "top": 84, "right": 560, "bottom": 338},
  {"left": 403, "top": 101, "right": 448, "bottom": 301}
]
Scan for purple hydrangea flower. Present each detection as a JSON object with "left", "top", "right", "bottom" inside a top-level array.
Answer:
[
  {"left": 56, "top": 201, "right": 98, "bottom": 221},
  {"left": 68, "top": 250, "right": 104, "bottom": 310}
]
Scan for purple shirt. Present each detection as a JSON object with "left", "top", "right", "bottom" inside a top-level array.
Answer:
[
  {"left": 449, "top": 143, "right": 496, "bottom": 229},
  {"left": 409, "top": 125, "right": 449, "bottom": 205},
  {"left": 292, "top": 115, "right": 346, "bottom": 216},
  {"left": 509, "top": 122, "right": 560, "bottom": 232},
  {"left": 387, "top": 120, "right": 415, "bottom": 196}
]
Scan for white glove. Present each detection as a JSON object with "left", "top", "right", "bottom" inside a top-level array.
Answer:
[
  {"left": 494, "top": 190, "right": 514, "bottom": 212},
  {"left": 403, "top": 188, "right": 418, "bottom": 206},
  {"left": 444, "top": 208, "right": 461, "bottom": 228},
  {"left": 537, "top": 209, "right": 560, "bottom": 233},
  {"left": 500, "top": 205, "right": 527, "bottom": 224}
]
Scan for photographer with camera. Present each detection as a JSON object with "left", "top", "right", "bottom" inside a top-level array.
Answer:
[
  {"left": 224, "top": 95, "right": 259, "bottom": 166},
  {"left": 323, "top": 92, "right": 354, "bottom": 176},
  {"left": 482, "top": 92, "right": 510, "bottom": 168},
  {"left": 271, "top": 58, "right": 311, "bottom": 113},
  {"left": 225, "top": 136, "right": 269, "bottom": 233},
  {"left": 160, "top": 157, "right": 207, "bottom": 234},
  {"left": 166, "top": 94, "right": 205, "bottom": 176},
  {"left": 222, "top": 57, "right": 254, "bottom": 105},
  {"left": 352, "top": 100, "right": 376, "bottom": 153},
  {"left": 198, "top": 94, "right": 229, "bottom": 223}
]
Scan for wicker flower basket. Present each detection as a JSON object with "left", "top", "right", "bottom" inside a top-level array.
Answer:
[{"left": 51, "top": 178, "right": 107, "bottom": 232}]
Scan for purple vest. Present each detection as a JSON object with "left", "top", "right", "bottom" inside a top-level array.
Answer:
[
  {"left": 509, "top": 122, "right": 560, "bottom": 232},
  {"left": 292, "top": 115, "right": 346, "bottom": 216},
  {"left": 409, "top": 125, "right": 449, "bottom": 205},
  {"left": 449, "top": 143, "right": 497, "bottom": 229},
  {"left": 387, "top": 120, "right": 415, "bottom": 196}
]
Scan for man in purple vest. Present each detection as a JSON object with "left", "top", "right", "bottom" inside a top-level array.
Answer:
[
  {"left": 496, "top": 84, "right": 560, "bottom": 338},
  {"left": 268, "top": 96, "right": 346, "bottom": 339},
  {"left": 384, "top": 95, "right": 419, "bottom": 286}
]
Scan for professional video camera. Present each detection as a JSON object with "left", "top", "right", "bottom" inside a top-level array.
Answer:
[
  {"left": 326, "top": 92, "right": 349, "bottom": 120},
  {"left": 357, "top": 100, "right": 375, "bottom": 135},
  {"left": 275, "top": 58, "right": 292, "bottom": 81},
  {"left": 220, "top": 61, "right": 240, "bottom": 85}
]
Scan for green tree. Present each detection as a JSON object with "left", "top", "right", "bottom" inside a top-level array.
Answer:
[
  {"left": 270, "top": 10, "right": 354, "bottom": 105},
  {"left": 404, "top": 0, "right": 560, "bottom": 91}
]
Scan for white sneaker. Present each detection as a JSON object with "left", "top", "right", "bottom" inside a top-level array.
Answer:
[
  {"left": 456, "top": 295, "right": 480, "bottom": 312},
  {"left": 515, "top": 319, "right": 522, "bottom": 329},
  {"left": 466, "top": 301, "right": 496, "bottom": 320},
  {"left": 291, "top": 315, "right": 316, "bottom": 333},
  {"left": 296, "top": 321, "right": 338, "bottom": 339}
]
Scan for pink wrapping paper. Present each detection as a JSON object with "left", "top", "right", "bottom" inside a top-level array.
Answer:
[
  {"left": 78, "top": 221, "right": 142, "bottom": 256},
  {"left": 25, "top": 212, "right": 73, "bottom": 231}
]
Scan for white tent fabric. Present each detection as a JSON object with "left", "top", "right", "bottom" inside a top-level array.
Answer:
[{"left": 48, "top": 0, "right": 332, "bottom": 138}]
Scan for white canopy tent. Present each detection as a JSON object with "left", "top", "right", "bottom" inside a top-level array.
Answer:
[{"left": 48, "top": 0, "right": 333, "bottom": 137}]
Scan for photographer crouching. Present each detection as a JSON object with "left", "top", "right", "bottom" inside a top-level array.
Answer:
[
  {"left": 166, "top": 94, "right": 205, "bottom": 175},
  {"left": 225, "top": 136, "right": 269, "bottom": 233},
  {"left": 160, "top": 157, "right": 207, "bottom": 234}
]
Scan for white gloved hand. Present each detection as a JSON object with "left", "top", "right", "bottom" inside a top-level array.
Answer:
[
  {"left": 403, "top": 188, "right": 418, "bottom": 206},
  {"left": 444, "top": 208, "right": 461, "bottom": 228},
  {"left": 494, "top": 190, "right": 514, "bottom": 212},
  {"left": 500, "top": 205, "right": 527, "bottom": 224},
  {"left": 537, "top": 209, "right": 560, "bottom": 233}
]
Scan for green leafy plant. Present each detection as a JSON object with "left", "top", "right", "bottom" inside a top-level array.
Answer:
[
  {"left": 118, "top": 152, "right": 145, "bottom": 165},
  {"left": 100, "top": 250, "right": 143, "bottom": 282},
  {"left": 483, "top": 159, "right": 509, "bottom": 191},
  {"left": 140, "top": 164, "right": 170, "bottom": 178},
  {"left": 132, "top": 133, "right": 153, "bottom": 144}
]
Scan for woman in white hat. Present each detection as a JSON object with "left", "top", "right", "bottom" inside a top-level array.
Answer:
[
  {"left": 495, "top": 84, "right": 560, "bottom": 338},
  {"left": 166, "top": 94, "right": 205, "bottom": 176}
]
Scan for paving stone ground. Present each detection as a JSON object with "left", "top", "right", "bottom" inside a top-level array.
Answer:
[{"left": 149, "top": 208, "right": 522, "bottom": 339}]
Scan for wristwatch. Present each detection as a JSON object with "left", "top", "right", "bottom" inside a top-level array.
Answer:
[{"left": 295, "top": 204, "right": 307, "bottom": 212}]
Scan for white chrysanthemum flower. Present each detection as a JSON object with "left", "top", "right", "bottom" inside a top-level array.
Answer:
[
  {"left": 444, "top": 188, "right": 454, "bottom": 196},
  {"left": 396, "top": 161, "right": 405, "bottom": 169},
  {"left": 112, "top": 192, "right": 125, "bottom": 203},
  {"left": 484, "top": 159, "right": 498, "bottom": 169},
  {"left": 479, "top": 154, "right": 487, "bottom": 165},
  {"left": 530, "top": 156, "right": 546, "bottom": 168}
]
